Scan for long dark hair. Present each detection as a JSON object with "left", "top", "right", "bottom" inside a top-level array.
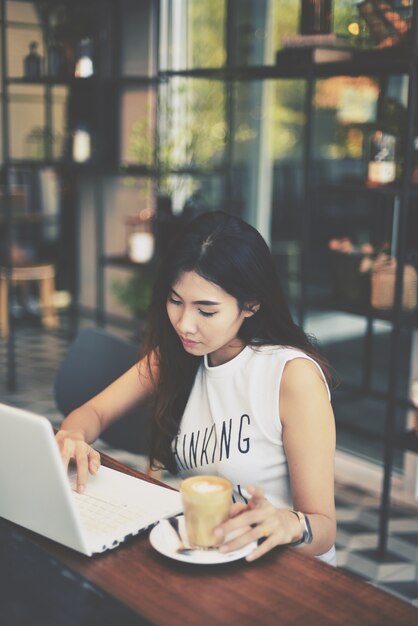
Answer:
[{"left": 143, "top": 210, "right": 330, "bottom": 472}]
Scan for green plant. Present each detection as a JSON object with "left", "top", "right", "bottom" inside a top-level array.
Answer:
[{"left": 111, "top": 269, "right": 153, "bottom": 317}]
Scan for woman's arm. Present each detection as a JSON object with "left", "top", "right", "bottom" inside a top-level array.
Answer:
[
  {"left": 280, "top": 357, "right": 336, "bottom": 557},
  {"left": 56, "top": 353, "right": 158, "bottom": 492},
  {"left": 215, "top": 357, "right": 336, "bottom": 561}
]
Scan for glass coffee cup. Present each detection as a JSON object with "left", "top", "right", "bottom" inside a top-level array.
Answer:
[{"left": 180, "top": 475, "right": 232, "bottom": 549}]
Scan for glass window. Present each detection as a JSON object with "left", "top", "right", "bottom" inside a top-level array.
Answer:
[
  {"left": 160, "top": 0, "right": 300, "bottom": 70},
  {"left": 229, "top": 0, "right": 298, "bottom": 66},
  {"left": 120, "top": 87, "right": 157, "bottom": 166},
  {"left": 187, "top": 0, "right": 226, "bottom": 68},
  {"left": 158, "top": 78, "right": 226, "bottom": 170},
  {"left": 159, "top": 0, "right": 226, "bottom": 71}
]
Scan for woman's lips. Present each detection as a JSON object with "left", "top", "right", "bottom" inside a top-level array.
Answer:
[{"left": 180, "top": 337, "right": 199, "bottom": 347}]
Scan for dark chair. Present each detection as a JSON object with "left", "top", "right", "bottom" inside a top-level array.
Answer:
[{"left": 54, "top": 327, "right": 150, "bottom": 456}]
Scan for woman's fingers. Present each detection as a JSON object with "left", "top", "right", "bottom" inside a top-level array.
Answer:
[
  {"left": 74, "top": 444, "right": 101, "bottom": 492},
  {"left": 217, "top": 521, "right": 266, "bottom": 553},
  {"left": 216, "top": 499, "right": 268, "bottom": 552},
  {"left": 245, "top": 536, "right": 277, "bottom": 562},
  {"left": 88, "top": 448, "right": 101, "bottom": 476},
  {"left": 246, "top": 484, "right": 265, "bottom": 507},
  {"left": 55, "top": 432, "right": 100, "bottom": 493},
  {"left": 217, "top": 485, "right": 296, "bottom": 557},
  {"left": 75, "top": 446, "right": 89, "bottom": 492},
  {"left": 59, "top": 436, "right": 75, "bottom": 474},
  {"left": 229, "top": 502, "right": 248, "bottom": 517}
]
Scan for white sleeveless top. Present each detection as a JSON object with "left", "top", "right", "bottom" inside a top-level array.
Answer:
[{"left": 173, "top": 345, "right": 336, "bottom": 565}]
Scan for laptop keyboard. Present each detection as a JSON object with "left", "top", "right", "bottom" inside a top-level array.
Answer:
[{"left": 73, "top": 491, "right": 145, "bottom": 535}]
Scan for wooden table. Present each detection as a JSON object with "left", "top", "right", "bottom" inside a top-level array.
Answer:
[{"left": 1, "top": 453, "right": 417, "bottom": 626}]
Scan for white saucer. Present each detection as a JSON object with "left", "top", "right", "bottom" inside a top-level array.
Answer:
[{"left": 149, "top": 516, "right": 256, "bottom": 564}]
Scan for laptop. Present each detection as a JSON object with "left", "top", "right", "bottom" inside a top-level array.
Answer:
[{"left": 0, "top": 402, "right": 182, "bottom": 556}]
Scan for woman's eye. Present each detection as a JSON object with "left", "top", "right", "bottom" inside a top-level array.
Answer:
[
  {"left": 199, "top": 310, "right": 216, "bottom": 318},
  {"left": 168, "top": 297, "right": 182, "bottom": 306}
]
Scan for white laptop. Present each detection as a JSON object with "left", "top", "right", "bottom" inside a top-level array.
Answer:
[{"left": 0, "top": 402, "right": 182, "bottom": 556}]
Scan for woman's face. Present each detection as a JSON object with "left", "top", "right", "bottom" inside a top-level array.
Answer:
[{"left": 166, "top": 271, "right": 254, "bottom": 366}]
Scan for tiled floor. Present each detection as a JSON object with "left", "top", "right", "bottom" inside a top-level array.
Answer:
[{"left": 1, "top": 321, "right": 418, "bottom": 608}]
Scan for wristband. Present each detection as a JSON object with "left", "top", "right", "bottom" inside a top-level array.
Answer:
[{"left": 289, "top": 510, "right": 313, "bottom": 547}]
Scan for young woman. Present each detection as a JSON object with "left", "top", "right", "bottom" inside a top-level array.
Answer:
[{"left": 56, "top": 211, "right": 336, "bottom": 564}]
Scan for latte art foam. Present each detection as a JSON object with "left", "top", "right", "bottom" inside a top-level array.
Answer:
[{"left": 191, "top": 481, "right": 224, "bottom": 493}]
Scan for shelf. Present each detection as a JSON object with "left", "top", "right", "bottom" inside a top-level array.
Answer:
[
  {"left": 2, "top": 160, "right": 182, "bottom": 177},
  {"left": 396, "top": 430, "right": 418, "bottom": 453},
  {"left": 6, "top": 76, "right": 95, "bottom": 86},
  {"left": 118, "top": 164, "right": 226, "bottom": 177},
  {"left": 159, "top": 47, "right": 415, "bottom": 82},
  {"left": 275, "top": 46, "right": 414, "bottom": 78},
  {"left": 117, "top": 76, "right": 159, "bottom": 86},
  {"left": 2, "top": 160, "right": 228, "bottom": 178},
  {"left": 5, "top": 20, "right": 41, "bottom": 31},
  {"left": 6, "top": 75, "right": 160, "bottom": 87},
  {"left": 2, "top": 160, "right": 122, "bottom": 174},
  {"left": 7, "top": 77, "right": 71, "bottom": 86},
  {"left": 314, "top": 181, "right": 418, "bottom": 198},
  {"left": 158, "top": 165, "right": 226, "bottom": 177}
]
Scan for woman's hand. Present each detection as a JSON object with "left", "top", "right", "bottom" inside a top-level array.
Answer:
[
  {"left": 214, "top": 485, "right": 301, "bottom": 561},
  {"left": 55, "top": 430, "right": 101, "bottom": 493}
]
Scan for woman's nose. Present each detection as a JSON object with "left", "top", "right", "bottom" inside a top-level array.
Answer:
[{"left": 176, "top": 309, "right": 197, "bottom": 335}]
